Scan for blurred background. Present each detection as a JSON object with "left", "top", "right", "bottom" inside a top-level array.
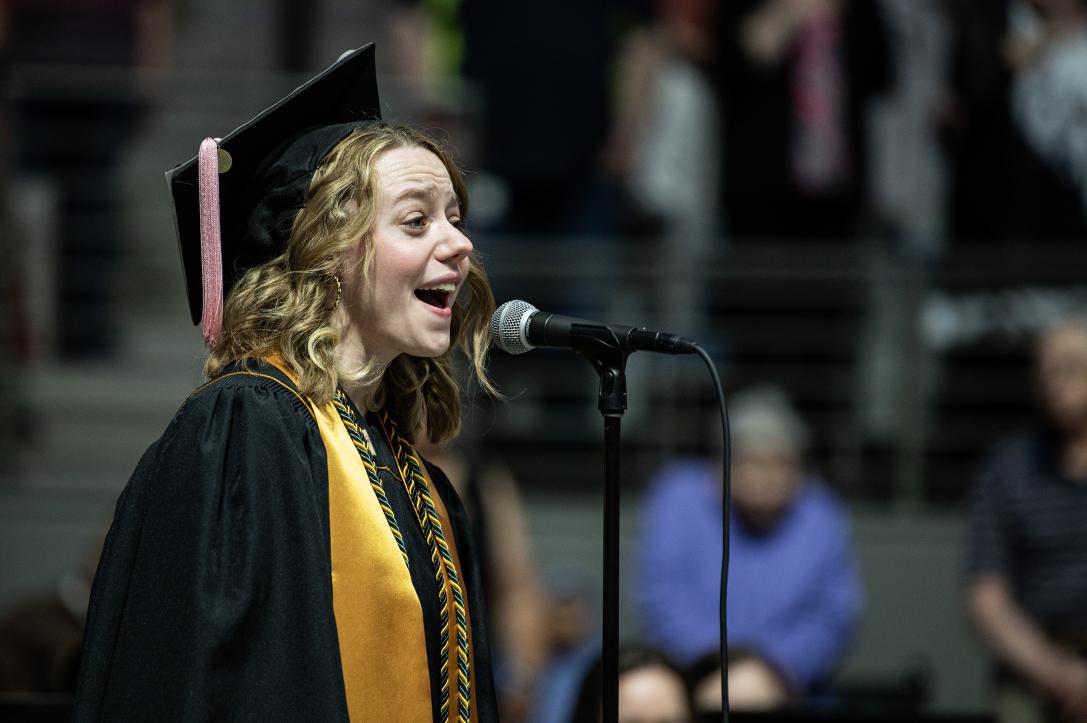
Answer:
[{"left": 2, "top": 0, "right": 1086, "bottom": 719}]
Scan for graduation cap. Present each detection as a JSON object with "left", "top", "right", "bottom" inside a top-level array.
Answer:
[{"left": 166, "top": 44, "right": 381, "bottom": 347}]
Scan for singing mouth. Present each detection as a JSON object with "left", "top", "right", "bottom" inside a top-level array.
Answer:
[{"left": 414, "top": 282, "right": 455, "bottom": 309}]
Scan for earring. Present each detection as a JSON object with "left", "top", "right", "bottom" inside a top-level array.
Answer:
[{"left": 327, "top": 275, "right": 343, "bottom": 311}]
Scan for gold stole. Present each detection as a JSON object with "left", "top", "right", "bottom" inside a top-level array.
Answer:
[
  {"left": 263, "top": 359, "right": 431, "bottom": 720},
  {"left": 262, "top": 358, "right": 476, "bottom": 721}
]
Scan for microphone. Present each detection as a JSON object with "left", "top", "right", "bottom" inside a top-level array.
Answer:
[{"left": 490, "top": 300, "right": 698, "bottom": 356}]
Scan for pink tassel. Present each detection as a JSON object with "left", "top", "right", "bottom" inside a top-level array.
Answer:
[{"left": 197, "top": 137, "right": 224, "bottom": 348}]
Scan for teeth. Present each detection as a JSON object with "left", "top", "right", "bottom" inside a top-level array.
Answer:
[{"left": 419, "top": 282, "right": 455, "bottom": 292}]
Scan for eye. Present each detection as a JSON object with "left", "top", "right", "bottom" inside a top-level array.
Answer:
[{"left": 403, "top": 214, "right": 428, "bottom": 231}]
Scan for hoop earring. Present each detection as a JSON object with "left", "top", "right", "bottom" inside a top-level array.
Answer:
[{"left": 327, "top": 275, "right": 343, "bottom": 312}]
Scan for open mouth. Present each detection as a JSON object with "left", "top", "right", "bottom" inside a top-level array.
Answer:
[{"left": 414, "top": 283, "right": 455, "bottom": 310}]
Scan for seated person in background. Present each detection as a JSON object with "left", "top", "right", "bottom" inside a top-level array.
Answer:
[
  {"left": 685, "top": 652, "right": 725, "bottom": 715},
  {"left": 636, "top": 385, "right": 863, "bottom": 709},
  {"left": 965, "top": 318, "right": 1087, "bottom": 723},
  {"left": 526, "top": 574, "right": 600, "bottom": 723},
  {"left": 0, "top": 527, "right": 104, "bottom": 695},
  {"left": 571, "top": 644, "right": 693, "bottom": 723}
]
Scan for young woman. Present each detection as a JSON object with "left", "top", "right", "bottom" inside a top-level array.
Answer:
[{"left": 73, "top": 46, "right": 500, "bottom": 722}]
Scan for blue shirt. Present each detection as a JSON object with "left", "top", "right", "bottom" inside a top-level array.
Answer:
[{"left": 635, "top": 459, "right": 863, "bottom": 690}]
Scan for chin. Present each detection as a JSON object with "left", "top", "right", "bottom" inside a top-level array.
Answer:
[{"left": 406, "top": 337, "right": 452, "bottom": 359}]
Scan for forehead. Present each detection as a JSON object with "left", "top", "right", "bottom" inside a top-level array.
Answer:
[
  {"left": 374, "top": 145, "right": 454, "bottom": 199},
  {"left": 618, "top": 666, "right": 687, "bottom": 712}
]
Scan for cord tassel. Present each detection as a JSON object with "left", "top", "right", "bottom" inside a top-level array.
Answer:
[{"left": 197, "top": 137, "right": 224, "bottom": 347}]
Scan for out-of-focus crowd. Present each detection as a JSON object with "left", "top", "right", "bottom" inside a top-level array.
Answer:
[
  {"left": 2, "top": 1, "right": 1087, "bottom": 722},
  {"left": 5, "top": 0, "right": 1087, "bottom": 357},
  {"left": 7, "top": 320, "right": 1087, "bottom": 722},
  {"left": 386, "top": 0, "right": 1087, "bottom": 249}
]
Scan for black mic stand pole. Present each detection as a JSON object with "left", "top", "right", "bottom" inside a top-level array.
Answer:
[{"left": 570, "top": 323, "right": 631, "bottom": 723}]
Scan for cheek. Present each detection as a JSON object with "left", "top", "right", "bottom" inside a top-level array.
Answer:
[
  {"left": 344, "top": 260, "right": 375, "bottom": 310},
  {"left": 370, "top": 247, "right": 417, "bottom": 301},
  {"left": 388, "top": 239, "right": 430, "bottom": 277}
]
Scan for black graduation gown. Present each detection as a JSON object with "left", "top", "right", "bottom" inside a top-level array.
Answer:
[{"left": 71, "top": 363, "right": 497, "bottom": 721}]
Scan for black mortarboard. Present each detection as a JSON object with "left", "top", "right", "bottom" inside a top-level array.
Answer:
[{"left": 165, "top": 44, "right": 381, "bottom": 345}]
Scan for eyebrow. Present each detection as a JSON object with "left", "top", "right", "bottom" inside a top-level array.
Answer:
[{"left": 392, "top": 185, "right": 459, "bottom": 207}]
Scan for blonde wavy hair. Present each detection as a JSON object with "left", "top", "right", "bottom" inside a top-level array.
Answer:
[{"left": 205, "top": 123, "right": 496, "bottom": 444}]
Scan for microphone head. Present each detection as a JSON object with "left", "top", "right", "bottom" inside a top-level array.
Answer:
[{"left": 490, "top": 300, "right": 537, "bottom": 355}]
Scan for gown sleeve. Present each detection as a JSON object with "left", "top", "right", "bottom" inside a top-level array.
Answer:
[{"left": 73, "top": 374, "right": 349, "bottom": 722}]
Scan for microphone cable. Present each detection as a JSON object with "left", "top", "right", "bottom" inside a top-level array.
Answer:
[{"left": 694, "top": 343, "right": 731, "bottom": 721}]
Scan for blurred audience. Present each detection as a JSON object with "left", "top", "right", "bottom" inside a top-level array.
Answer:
[
  {"left": 1006, "top": 0, "right": 1087, "bottom": 237},
  {"left": 0, "top": 593, "right": 83, "bottom": 695},
  {"left": 5, "top": 0, "right": 1087, "bottom": 717},
  {"left": 941, "top": 0, "right": 1087, "bottom": 243},
  {"left": 868, "top": 0, "right": 950, "bottom": 256},
  {"left": 713, "top": 0, "right": 893, "bottom": 239},
  {"left": 0, "top": 3, "right": 18, "bottom": 472},
  {"left": 636, "top": 385, "right": 863, "bottom": 708},
  {"left": 940, "top": 0, "right": 1017, "bottom": 242},
  {"left": 458, "top": 0, "right": 653, "bottom": 238},
  {"left": 686, "top": 651, "right": 727, "bottom": 715},
  {"left": 570, "top": 644, "right": 693, "bottom": 723},
  {"left": 388, "top": 0, "right": 661, "bottom": 329},
  {"left": 3, "top": 0, "right": 170, "bottom": 359},
  {"left": 0, "top": 529, "right": 102, "bottom": 695},
  {"left": 621, "top": 0, "right": 719, "bottom": 344},
  {"left": 965, "top": 318, "right": 1087, "bottom": 723},
  {"left": 526, "top": 573, "right": 600, "bottom": 723}
]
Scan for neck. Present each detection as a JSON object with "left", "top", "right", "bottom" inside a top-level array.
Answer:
[
  {"left": 334, "top": 344, "right": 391, "bottom": 415},
  {"left": 334, "top": 308, "right": 394, "bottom": 412},
  {"left": 342, "top": 377, "right": 382, "bottom": 415}
]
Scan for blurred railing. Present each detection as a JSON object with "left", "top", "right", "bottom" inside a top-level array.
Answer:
[
  {"left": 376, "top": 234, "right": 1083, "bottom": 511},
  {"left": 4, "top": 64, "right": 1084, "bottom": 510}
]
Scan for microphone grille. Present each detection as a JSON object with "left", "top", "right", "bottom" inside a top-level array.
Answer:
[{"left": 490, "top": 300, "right": 537, "bottom": 355}]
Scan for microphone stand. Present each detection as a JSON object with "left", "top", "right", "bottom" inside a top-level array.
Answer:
[{"left": 569, "top": 323, "right": 630, "bottom": 723}]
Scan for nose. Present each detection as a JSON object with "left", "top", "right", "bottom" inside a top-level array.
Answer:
[{"left": 436, "top": 221, "right": 473, "bottom": 263}]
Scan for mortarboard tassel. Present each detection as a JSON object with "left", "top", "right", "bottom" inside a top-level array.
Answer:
[{"left": 197, "top": 137, "right": 224, "bottom": 348}]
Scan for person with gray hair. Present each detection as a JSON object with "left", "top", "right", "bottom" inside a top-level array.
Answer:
[{"left": 636, "top": 384, "right": 862, "bottom": 712}]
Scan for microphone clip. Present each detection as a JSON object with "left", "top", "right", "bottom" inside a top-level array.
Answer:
[{"left": 569, "top": 323, "right": 630, "bottom": 417}]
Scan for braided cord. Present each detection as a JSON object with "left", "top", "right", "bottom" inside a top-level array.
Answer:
[
  {"left": 332, "top": 390, "right": 410, "bottom": 567},
  {"left": 378, "top": 411, "right": 472, "bottom": 723}
]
